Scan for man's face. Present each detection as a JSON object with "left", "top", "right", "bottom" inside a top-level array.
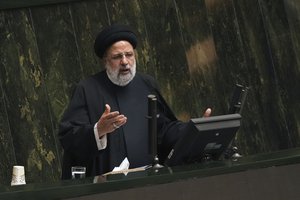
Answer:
[{"left": 104, "top": 40, "right": 136, "bottom": 86}]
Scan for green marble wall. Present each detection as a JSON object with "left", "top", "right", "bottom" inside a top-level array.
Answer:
[{"left": 0, "top": 0, "right": 299, "bottom": 185}]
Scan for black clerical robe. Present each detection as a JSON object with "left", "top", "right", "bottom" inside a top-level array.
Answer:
[{"left": 59, "top": 71, "right": 185, "bottom": 179}]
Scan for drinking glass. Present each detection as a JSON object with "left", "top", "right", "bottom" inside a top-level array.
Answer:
[{"left": 71, "top": 166, "right": 86, "bottom": 179}]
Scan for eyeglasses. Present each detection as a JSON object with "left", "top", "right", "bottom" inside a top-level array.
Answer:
[{"left": 108, "top": 52, "right": 135, "bottom": 61}]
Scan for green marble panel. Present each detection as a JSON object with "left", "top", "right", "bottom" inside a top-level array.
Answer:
[
  {"left": 205, "top": 0, "right": 290, "bottom": 155},
  {"left": 284, "top": 0, "right": 300, "bottom": 140},
  {"left": 0, "top": 0, "right": 83, "bottom": 10},
  {"left": 209, "top": 0, "right": 300, "bottom": 155},
  {"left": 206, "top": 0, "right": 250, "bottom": 100},
  {"left": 0, "top": 80, "right": 16, "bottom": 186},
  {"left": 0, "top": 9, "right": 61, "bottom": 184},
  {"left": 29, "top": 4, "right": 95, "bottom": 183},
  {"left": 30, "top": 4, "right": 83, "bottom": 124},
  {"left": 257, "top": 0, "right": 300, "bottom": 149},
  {"left": 69, "top": 0, "right": 108, "bottom": 76},
  {"left": 285, "top": 0, "right": 300, "bottom": 69},
  {"left": 225, "top": 0, "right": 278, "bottom": 154},
  {"left": 173, "top": 0, "right": 224, "bottom": 120}
]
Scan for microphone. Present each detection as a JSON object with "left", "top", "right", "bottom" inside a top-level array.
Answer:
[
  {"left": 147, "top": 94, "right": 163, "bottom": 169},
  {"left": 148, "top": 94, "right": 157, "bottom": 157},
  {"left": 228, "top": 84, "right": 248, "bottom": 114}
]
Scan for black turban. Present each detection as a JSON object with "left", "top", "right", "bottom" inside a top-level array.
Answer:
[{"left": 94, "top": 24, "right": 137, "bottom": 58}]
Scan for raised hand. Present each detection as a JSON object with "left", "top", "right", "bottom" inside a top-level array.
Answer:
[{"left": 96, "top": 104, "right": 127, "bottom": 137}]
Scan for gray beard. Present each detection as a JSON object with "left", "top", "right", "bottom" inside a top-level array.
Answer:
[{"left": 106, "top": 62, "right": 136, "bottom": 86}]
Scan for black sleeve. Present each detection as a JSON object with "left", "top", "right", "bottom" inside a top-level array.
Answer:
[
  {"left": 58, "top": 83, "right": 99, "bottom": 163},
  {"left": 139, "top": 73, "right": 187, "bottom": 161}
]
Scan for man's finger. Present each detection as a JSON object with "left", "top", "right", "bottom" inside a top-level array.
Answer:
[
  {"left": 104, "top": 104, "right": 111, "bottom": 114},
  {"left": 203, "top": 108, "right": 212, "bottom": 117}
]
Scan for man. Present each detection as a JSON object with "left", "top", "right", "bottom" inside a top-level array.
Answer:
[{"left": 58, "top": 24, "right": 211, "bottom": 179}]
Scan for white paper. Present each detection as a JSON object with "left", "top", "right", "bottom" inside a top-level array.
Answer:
[{"left": 112, "top": 157, "right": 130, "bottom": 174}]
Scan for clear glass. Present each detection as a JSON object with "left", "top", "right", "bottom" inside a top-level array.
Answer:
[{"left": 71, "top": 166, "right": 86, "bottom": 179}]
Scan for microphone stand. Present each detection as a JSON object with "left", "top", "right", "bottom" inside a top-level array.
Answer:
[
  {"left": 148, "top": 94, "right": 163, "bottom": 169},
  {"left": 225, "top": 84, "right": 249, "bottom": 161}
]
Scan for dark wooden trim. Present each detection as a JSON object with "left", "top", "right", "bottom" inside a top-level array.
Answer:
[{"left": 0, "top": 0, "right": 90, "bottom": 10}]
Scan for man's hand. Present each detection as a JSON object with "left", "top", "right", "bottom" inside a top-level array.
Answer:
[
  {"left": 96, "top": 104, "right": 127, "bottom": 138},
  {"left": 203, "top": 108, "right": 212, "bottom": 117}
]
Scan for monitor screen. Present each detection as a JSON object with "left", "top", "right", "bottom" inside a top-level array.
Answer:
[{"left": 164, "top": 113, "right": 241, "bottom": 167}]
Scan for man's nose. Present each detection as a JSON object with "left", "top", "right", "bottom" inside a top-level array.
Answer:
[{"left": 120, "top": 55, "right": 129, "bottom": 65}]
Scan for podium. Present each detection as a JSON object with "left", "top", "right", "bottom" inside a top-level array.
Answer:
[{"left": 1, "top": 148, "right": 300, "bottom": 200}]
